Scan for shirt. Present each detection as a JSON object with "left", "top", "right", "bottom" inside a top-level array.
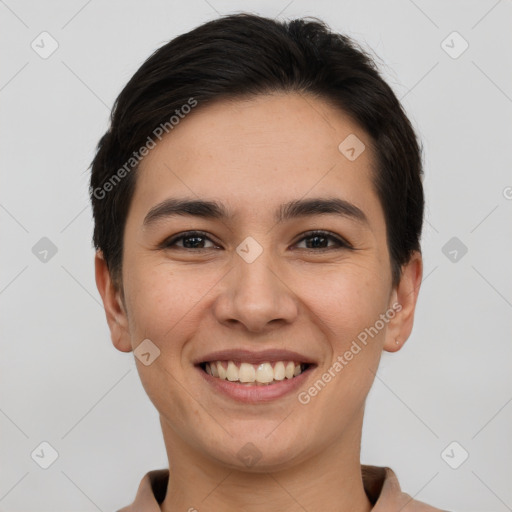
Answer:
[{"left": 117, "top": 464, "right": 448, "bottom": 511}]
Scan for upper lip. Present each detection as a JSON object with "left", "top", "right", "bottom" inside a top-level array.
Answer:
[{"left": 194, "top": 349, "right": 317, "bottom": 366}]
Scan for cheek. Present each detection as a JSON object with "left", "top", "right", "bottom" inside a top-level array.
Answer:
[
  {"left": 296, "top": 261, "right": 390, "bottom": 342},
  {"left": 300, "top": 268, "right": 388, "bottom": 415},
  {"left": 123, "top": 258, "right": 221, "bottom": 345},
  {"left": 121, "top": 262, "right": 202, "bottom": 413},
  {"left": 126, "top": 272, "right": 179, "bottom": 340}
]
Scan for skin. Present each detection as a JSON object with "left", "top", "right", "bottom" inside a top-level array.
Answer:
[{"left": 96, "top": 92, "right": 422, "bottom": 512}]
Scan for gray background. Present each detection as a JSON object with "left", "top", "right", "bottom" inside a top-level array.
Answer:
[{"left": 1, "top": 0, "right": 511, "bottom": 510}]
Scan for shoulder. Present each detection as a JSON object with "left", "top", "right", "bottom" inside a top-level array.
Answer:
[
  {"left": 362, "top": 464, "right": 450, "bottom": 511},
  {"left": 116, "top": 469, "right": 169, "bottom": 512}
]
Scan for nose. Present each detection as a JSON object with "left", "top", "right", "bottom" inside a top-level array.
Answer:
[{"left": 212, "top": 250, "right": 299, "bottom": 334}]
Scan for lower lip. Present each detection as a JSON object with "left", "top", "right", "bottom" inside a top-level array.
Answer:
[{"left": 196, "top": 365, "right": 314, "bottom": 403}]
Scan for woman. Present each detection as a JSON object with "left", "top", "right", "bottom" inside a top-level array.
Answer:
[{"left": 91, "top": 13, "right": 446, "bottom": 511}]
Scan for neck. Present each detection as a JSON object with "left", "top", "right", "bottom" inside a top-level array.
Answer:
[{"left": 160, "top": 413, "right": 373, "bottom": 512}]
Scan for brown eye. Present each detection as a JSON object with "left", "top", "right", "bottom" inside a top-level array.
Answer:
[
  {"left": 294, "top": 231, "right": 351, "bottom": 250},
  {"left": 162, "top": 231, "right": 219, "bottom": 250}
]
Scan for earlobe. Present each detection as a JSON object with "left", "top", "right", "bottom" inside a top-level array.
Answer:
[
  {"left": 383, "top": 251, "right": 423, "bottom": 352},
  {"left": 94, "top": 251, "right": 133, "bottom": 353}
]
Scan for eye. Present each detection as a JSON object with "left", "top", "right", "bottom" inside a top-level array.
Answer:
[
  {"left": 160, "top": 230, "right": 352, "bottom": 251},
  {"left": 293, "top": 230, "right": 352, "bottom": 251},
  {"left": 161, "top": 231, "right": 219, "bottom": 250}
]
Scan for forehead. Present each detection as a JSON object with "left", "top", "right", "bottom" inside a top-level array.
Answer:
[{"left": 132, "top": 92, "right": 382, "bottom": 226}]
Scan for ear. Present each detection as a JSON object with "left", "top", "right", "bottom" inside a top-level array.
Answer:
[
  {"left": 94, "top": 251, "right": 133, "bottom": 353},
  {"left": 383, "top": 251, "right": 423, "bottom": 352}
]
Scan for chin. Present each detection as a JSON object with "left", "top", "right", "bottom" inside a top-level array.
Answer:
[{"left": 201, "top": 427, "right": 313, "bottom": 473}]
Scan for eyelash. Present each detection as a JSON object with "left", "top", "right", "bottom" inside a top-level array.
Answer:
[{"left": 160, "top": 230, "right": 352, "bottom": 252}]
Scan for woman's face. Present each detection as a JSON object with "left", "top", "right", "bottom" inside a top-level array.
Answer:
[{"left": 98, "top": 92, "right": 421, "bottom": 471}]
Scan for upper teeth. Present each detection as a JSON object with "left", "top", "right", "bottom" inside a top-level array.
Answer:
[{"left": 204, "top": 361, "right": 305, "bottom": 384}]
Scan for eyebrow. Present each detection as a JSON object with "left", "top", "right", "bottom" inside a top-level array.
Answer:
[{"left": 143, "top": 197, "right": 369, "bottom": 227}]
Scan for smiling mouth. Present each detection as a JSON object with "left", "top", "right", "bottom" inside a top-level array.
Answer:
[{"left": 199, "top": 360, "right": 312, "bottom": 386}]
